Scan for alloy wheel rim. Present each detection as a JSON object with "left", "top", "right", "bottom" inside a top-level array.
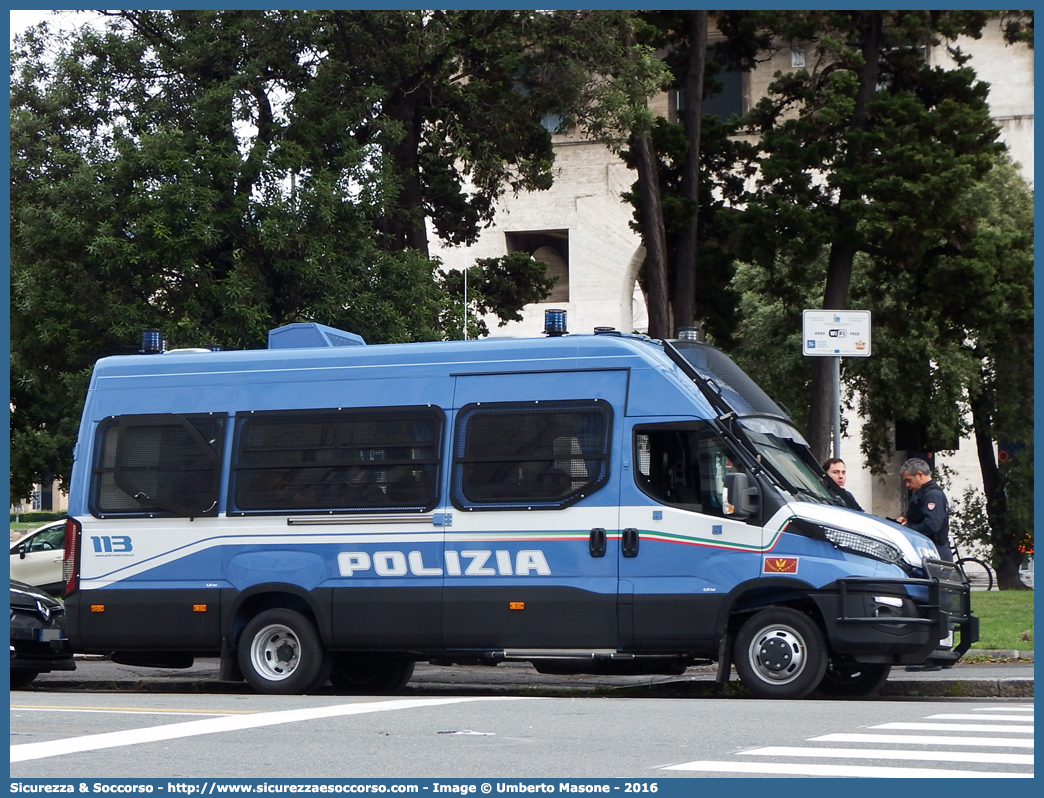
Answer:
[
  {"left": 748, "top": 623, "right": 806, "bottom": 685},
  {"left": 249, "top": 623, "right": 301, "bottom": 681}
]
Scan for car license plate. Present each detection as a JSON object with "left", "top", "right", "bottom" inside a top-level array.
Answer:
[
  {"left": 939, "top": 631, "right": 954, "bottom": 648},
  {"left": 38, "top": 628, "right": 64, "bottom": 642}
]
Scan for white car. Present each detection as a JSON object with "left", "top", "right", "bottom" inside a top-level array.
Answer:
[{"left": 10, "top": 521, "right": 66, "bottom": 596}]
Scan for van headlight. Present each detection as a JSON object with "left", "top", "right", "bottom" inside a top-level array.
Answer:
[
  {"left": 823, "top": 527, "right": 903, "bottom": 564},
  {"left": 872, "top": 595, "right": 908, "bottom": 618}
]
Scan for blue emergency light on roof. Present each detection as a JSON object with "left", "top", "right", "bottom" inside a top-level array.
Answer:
[
  {"left": 140, "top": 329, "right": 164, "bottom": 354},
  {"left": 544, "top": 309, "right": 568, "bottom": 337}
]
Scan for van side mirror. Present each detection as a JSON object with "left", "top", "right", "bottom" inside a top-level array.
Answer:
[{"left": 723, "top": 472, "right": 759, "bottom": 520}]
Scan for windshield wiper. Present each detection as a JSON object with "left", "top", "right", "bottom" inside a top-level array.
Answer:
[{"left": 788, "top": 484, "right": 833, "bottom": 503}]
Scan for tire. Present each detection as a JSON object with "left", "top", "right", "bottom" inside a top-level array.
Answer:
[
  {"left": 305, "top": 651, "right": 335, "bottom": 694},
  {"left": 330, "top": 655, "right": 415, "bottom": 695},
  {"left": 816, "top": 661, "right": 891, "bottom": 697},
  {"left": 238, "top": 609, "right": 326, "bottom": 695},
  {"left": 734, "top": 607, "right": 828, "bottom": 700},
  {"left": 957, "top": 557, "right": 994, "bottom": 591},
  {"left": 10, "top": 671, "right": 39, "bottom": 690}
]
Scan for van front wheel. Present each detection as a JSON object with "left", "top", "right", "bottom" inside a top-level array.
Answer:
[
  {"left": 734, "top": 607, "right": 827, "bottom": 699},
  {"left": 238, "top": 609, "right": 325, "bottom": 695}
]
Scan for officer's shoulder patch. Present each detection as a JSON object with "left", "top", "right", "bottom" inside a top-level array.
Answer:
[{"left": 927, "top": 502, "right": 936, "bottom": 511}]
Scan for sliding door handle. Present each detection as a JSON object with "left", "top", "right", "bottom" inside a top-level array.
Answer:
[
  {"left": 622, "top": 527, "right": 640, "bottom": 558},
  {"left": 589, "top": 528, "right": 607, "bottom": 558}
]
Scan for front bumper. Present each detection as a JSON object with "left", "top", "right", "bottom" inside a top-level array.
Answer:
[
  {"left": 10, "top": 615, "right": 77, "bottom": 673},
  {"left": 811, "top": 558, "right": 978, "bottom": 666}
]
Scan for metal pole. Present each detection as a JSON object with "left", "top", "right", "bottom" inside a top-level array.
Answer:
[
  {"left": 463, "top": 268, "right": 468, "bottom": 340},
  {"left": 832, "top": 356, "right": 841, "bottom": 459}
]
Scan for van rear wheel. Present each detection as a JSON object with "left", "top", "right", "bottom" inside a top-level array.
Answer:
[
  {"left": 238, "top": 608, "right": 325, "bottom": 695},
  {"left": 330, "top": 655, "right": 414, "bottom": 694},
  {"left": 734, "top": 607, "right": 828, "bottom": 699}
]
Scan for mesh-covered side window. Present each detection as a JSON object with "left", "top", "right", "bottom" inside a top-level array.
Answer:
[
  {"left": 230, "top": 407, "right": 443, "bottom": 514},
  {"left": 90, "top": 414, "right": 226, "bottom": 518},
  {"left": 452, "top": 400, "right": 612, "bottom": 510}
]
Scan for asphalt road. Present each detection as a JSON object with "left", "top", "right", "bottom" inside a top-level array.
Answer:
[
  {"left": 10, "top": 658, "right": 1034, "bottom": 779},
  {"left": 10, "top": 689, "right": 1033, "bottom": 779}
]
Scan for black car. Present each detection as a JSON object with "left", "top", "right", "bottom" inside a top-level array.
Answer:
[{"left": 10, "top": 579, "right": 75, "bottom": 689}]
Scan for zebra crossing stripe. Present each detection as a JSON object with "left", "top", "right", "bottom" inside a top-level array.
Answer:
[
  {"left": 926, "top": 713, "right": 1034, "bottom": 722},
  {"left": 667, "top": 705, "right": 1037, "bottom": 777},
  {"left": 662, "top": 761, "right": 1032, "bottom": 777},
  {"left": 738, "top": 746, "right": 1033, "bottom": 766},
  {"left": 969, "top": 705, "right": 1033, "bottom": 712},
  {"left": 871, "top": 722, "right": 1034, "bottom": 734},
  {"left": 811, "top": 733, "right": 1034, "bottom": 748}
]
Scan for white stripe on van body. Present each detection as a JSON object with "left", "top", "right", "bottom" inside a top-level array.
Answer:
[{"left": 75, "top": 503, "right": 777, "bottom": 587}]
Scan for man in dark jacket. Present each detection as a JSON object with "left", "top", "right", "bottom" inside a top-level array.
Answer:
[
  {"left": 897, "top": 457, "right": 951, "bottom": 562},
  {"left": 822, "top": 457, "right": 863, "bottom": 512}
]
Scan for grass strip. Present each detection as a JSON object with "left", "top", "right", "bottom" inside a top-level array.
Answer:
[{"left": 970, "top": 590, "right": 1034, "bottom": 650}]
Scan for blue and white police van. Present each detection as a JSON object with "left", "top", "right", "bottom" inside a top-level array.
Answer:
[{"left": 61, "top": 316, "right": 976, "bottom": 698}]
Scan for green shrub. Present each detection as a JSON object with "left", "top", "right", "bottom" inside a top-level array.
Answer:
[{"left": 9, "top": 510, "right": 66, "bottom": 524}]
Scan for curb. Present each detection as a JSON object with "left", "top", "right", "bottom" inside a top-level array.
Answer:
[
  {"left": 32, "top": 655, "right": 1033, "bottom": 699},
  {"left": 27, "top": 675, "right": 1033, "bottom": 700},
  {"left": 966, "top": 649, "right": 1033, "bottom": 661},
  {"left": 879, "top": 678, "right": 1034, "bottom": 698}
]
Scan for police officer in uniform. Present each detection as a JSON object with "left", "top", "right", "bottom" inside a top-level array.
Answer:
[
  {"left": 897, "top": 457, "right": 951, "bottom": 562},
  {"left": 897, "top": 457, "right": 952, "bottom": 672}
]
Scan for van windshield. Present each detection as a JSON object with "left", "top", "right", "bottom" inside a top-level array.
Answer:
[{"left": 741, "top": 427, "right": 838, "bottom": 505}]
